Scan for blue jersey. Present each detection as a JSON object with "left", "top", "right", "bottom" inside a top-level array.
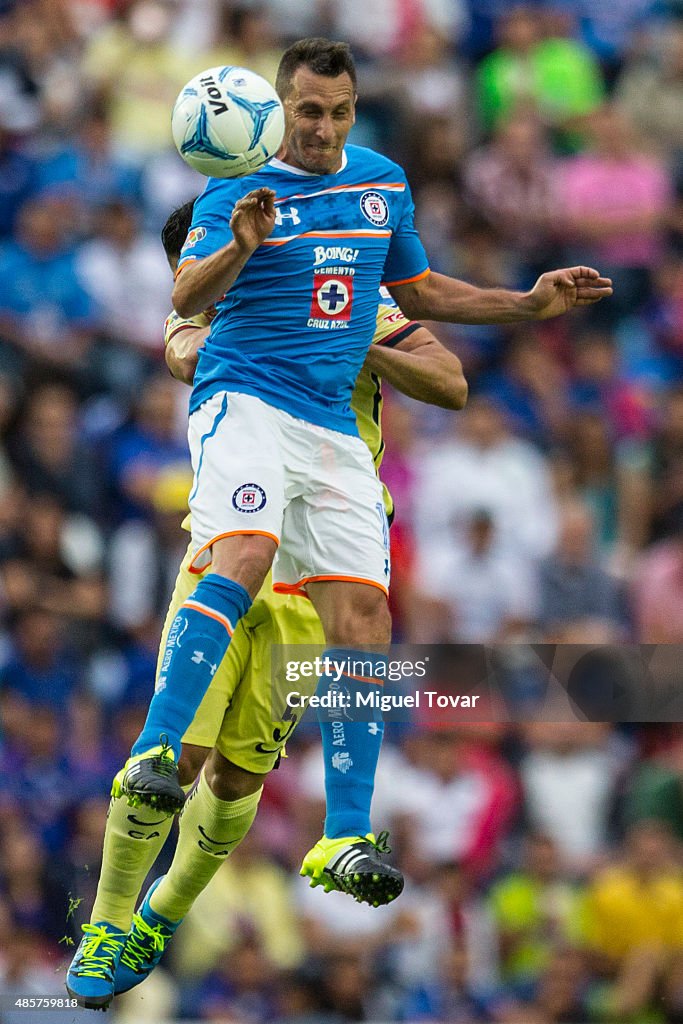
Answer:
[{"left": 178, "top": 144, "right": 429, "bottom": 434}]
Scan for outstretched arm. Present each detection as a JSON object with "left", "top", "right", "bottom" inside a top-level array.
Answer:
[
  {"left": 363, "top": 325, "right": 467, "bottom": 409},
  {"left": 172, "top": 187, "right": 276, "bottom": 318},
  {"left": 389, "top": 267, "right": 613, "bottom": 324}
]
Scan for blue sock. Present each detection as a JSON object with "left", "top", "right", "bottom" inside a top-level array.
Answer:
[
  {"left": 317, "top": 648, "right": 386, "bottom": 839},
  {"left": 132, "top": 574, "right": 251, "bottom": 759}
]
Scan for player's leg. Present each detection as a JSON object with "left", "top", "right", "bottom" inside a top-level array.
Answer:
[
  {"left": 113, "top": 748, "right": 266, "bottom": 995},
  {"left": 66, "top": 542, "right": 234, "bottom": 1009},
  {"left": 274, "top": 423, "right": 402, "bottom": 905},
  {"left": 82, "top": 743, "right": 208, "bottom": 932},
  {"left": 122, "top": 393, "right": 284, "bottom": 811},
  {"left": 113, "top": 593, "right": 314, "bottom": 993},
  {"left": 302, "top": 579, "right": 403, "bottom": 905}
]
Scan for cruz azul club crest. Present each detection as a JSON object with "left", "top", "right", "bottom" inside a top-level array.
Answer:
[
  {"left": 310, "top": 274, "right": 354, "bottom": 321},
  {"left": 359, "top": 190, "right": 389, "bottom": 227}
]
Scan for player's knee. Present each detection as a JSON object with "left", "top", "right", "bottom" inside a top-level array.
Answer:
[
  {"left": 178, "top": 743, "right": 209, "bottom": 787},
  {"left": 211, "top": 533, "right": 276, "bottom": 597},
  {"left": 325, "top": 587, "right": 392, "bottom": 647},
  {"left": 203, "top": 748, "right": 267, "bottom": 802}
]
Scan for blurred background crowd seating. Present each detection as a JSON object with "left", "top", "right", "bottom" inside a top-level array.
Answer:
[{"left": 1, "top": 0, "right": 683, "bottom": 1021}]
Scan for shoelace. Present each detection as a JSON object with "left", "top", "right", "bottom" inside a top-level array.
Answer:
[
  {"left": 149, "top": 734, "right": 177, "bottom": 778},
  {"left": 74, "top": 924, "right": 124, "bottom": 979},
  {"left": 119, "top": 914, "right": 169, "bottom": 972},
  {"left": 366, "top": 830, "right": 391, "bottom": 855}
]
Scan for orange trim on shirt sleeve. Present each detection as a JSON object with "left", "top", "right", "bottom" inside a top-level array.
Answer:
[
  {"left": 174, "top": 258, "right": 197, "bottom": 279},
  {"left": 188, "top": 530, "right": 280, "bottom": 574},
  {"left": 273, "top": 574, "right": 389, "bottom": 598},
  {"left": 270, "top": 582, "right": 311, "bottom": 600},
  {"left": 382, "top": 267, "right": 430, "bottom": 288}
]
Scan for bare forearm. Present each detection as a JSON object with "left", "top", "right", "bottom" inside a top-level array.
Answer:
[
  {"left": 165, "top": 325, "right": 207, "bottom": 385},
  {"left": 172, "top": 240, "right": 252, "bottom": 318},
  {"left": 391, "top": 273, "right": 535, "bottom": 325},
  {"left": 363, "top": 343, "right": 467, "bottom": 409}
]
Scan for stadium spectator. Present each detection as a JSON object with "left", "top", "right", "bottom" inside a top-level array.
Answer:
[
  {"left": 537, "top": 498, "right": 625, "bottom": 639},
  {"left": 80, "top": 0, "right": 197, "bottom": 159},
  {"left": 582, "top": 820, "right": 683, "bottom": 1020},
  {"left": 106, "top": 372, "right": 191, "bottom": 523},
  {"left": 413, "top": 507, "right": 537, "bottom": 642},
  {"left": 75, "top": 199, "right": 171, "bottom": 375},
  {"left": 561, "top": 408, "right": 651, "bottom": 563},
  {"left": 624, "top": 728, "right": 683, "bottom": 841},
  {"left": 0, "top": 196, "right": 95, "bottom": 377},
  {"left": 35, "top": 106, "right": 141, "bottom": 214},
  {"left": 643, "top": 385, "right": 683, "bottom": 541},
  {"left": 482, "top": 329, "right": 569, "bottom": 445},
  {"left": 559, "top": 103, "right": 672, "bottom": 322},
  {"left": 488, "top": 832, "right": 584, "bottom": 997},
  {"left": 475, "top": 5, "right": 604, "bottom": 134},
  {"left": 464, "top": 115, "right": 558, "bottom": 277},
  {"left": 617, "top": 22, "right": 683, "bottom": 156},
  {"left": 519, "top": 722, "right": 628, "bottom": 871},
  {"left": 8, "top": 381, "right": 104, "bottom": 518},
  {"left": 196, "top": 4, "right": 281, "bottom": 86},
  {"left": 633, "top": 505, "right": 683, "bottom": 641},
  {"left": 413, "top": 397, "right": 559, "bottom": 577}
]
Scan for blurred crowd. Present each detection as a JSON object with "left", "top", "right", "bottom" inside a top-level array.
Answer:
[{"left": 1, "top": 0, "right": 683, "bottom": 1021}]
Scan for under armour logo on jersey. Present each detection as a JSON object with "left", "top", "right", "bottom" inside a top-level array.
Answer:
[
  {"left": 274, "top": 206, "right": 301, "bottom": 226},
  {"left": 191, "top": 650, "right": 218, "bottom": 676}
]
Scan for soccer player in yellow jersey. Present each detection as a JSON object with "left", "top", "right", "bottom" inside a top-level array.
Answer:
[{"left": 66, "top": 200, "right": 467, "bottom": 1008}]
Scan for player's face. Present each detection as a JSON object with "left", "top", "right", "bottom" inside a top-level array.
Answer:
[{"left": 280, "top": 67, "right": 356, "bottom": 175}]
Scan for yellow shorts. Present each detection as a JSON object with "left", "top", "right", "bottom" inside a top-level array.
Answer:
[{"left": 157, "top": 543, "right": 324, "bottom": 773}]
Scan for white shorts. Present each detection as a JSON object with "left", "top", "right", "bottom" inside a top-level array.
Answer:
[{"left": 187, "top": 391, "right": 391, "bottom": 594}]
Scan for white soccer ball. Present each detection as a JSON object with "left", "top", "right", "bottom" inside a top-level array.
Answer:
[{"left": 171, "top": 66, "right": 285, "bottom": 179}]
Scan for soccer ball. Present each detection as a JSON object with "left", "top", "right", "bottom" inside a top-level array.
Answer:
[{"left": 171, "top": 66, "right": 285, "bottom": 179}]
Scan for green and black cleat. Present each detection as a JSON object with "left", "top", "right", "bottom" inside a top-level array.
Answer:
[
  {"left": 111, "top": 736, "right": 185, "bottom": 814},
  {"left": 300, "top": 830, "right": 404, "bottom": 908}
]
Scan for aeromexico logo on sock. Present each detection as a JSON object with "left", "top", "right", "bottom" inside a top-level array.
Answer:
[
  {"left": 332, "top": 750, "right": 353, "bottom": 774},
  {"left": 157, "top": 613, "right": 189, "bottom": 692}
]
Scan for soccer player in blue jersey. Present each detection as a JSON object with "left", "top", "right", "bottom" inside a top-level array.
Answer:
[
  {"left": 110, "top": 31, "right": 609, "bottom": 933},
  {"left": 66, "top": 200, "right": 467, "bottom": 1010}
]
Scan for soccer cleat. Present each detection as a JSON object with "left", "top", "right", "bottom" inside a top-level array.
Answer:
[
  {"left": 111, "top": 735, "right": 185, "bottom": 814},
  {"left": 300, "top": 830, "right": 404, "bottom": 908},
  {"left": 114, "top": 876, "right": 180, "bottom": 994},
  {"left": 65, "top": 921, "right": 126, "bottom": 1010}
]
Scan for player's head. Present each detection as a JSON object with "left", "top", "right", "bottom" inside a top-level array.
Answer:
[
  {"left": 275, "top": 38, "right": 357, "bottom": 175},
  {"left": 161, "top": 197, "right": 197, "bottom": 273}
]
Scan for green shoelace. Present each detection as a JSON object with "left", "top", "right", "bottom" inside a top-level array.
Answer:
[
  {"left": 119, "top": 914, "right": 171, "bottom": 972},
  {"left": 74, "top": 924, "right": 124, "bottom": 979}
]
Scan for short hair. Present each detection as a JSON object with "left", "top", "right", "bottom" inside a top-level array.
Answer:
[
  {"left": 160, "top": 198, "right": 197, "bottom": 262},
  {"left": 275, "top": 38, "right": 356, "bottom": 100}
]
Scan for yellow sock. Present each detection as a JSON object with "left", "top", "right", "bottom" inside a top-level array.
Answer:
[
  {"left": 90, "top": 792, "right": 183, "bottom": 931},
  {"left": 149, "top": 770, "right": 262, "bottom": 922}
]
